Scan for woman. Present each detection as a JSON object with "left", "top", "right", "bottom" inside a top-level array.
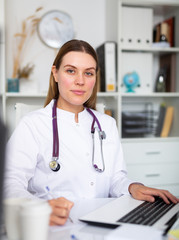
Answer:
[{"left": 4, "top": 39, "right": 178, "bottom": 226}]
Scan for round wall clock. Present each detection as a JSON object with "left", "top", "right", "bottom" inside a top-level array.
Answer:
[{"left": 37, "top": 10, "right": 74, "bottom": 49}]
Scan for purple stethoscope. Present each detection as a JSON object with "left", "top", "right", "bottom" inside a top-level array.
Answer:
[{"left": 49, "top": 99, "right": 106, "bottom": 173}]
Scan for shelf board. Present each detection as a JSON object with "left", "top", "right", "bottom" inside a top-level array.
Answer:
[
  {"left": 121, "top": 92, "right": 179, "bottom": 97},
  {"left": 5, "top": 92, "right": 47, "bottom": 98},
  {"left": 5, "top": 92, "right": 179, "bottom": 98},
  {"left": 121, "top": 46, "right": 179, "bottom": 53},
  {"left": 121, "top": 0, "right": 179, "bottom": 7},
  {"left": 121, "top": 136, "right": 179, "bottom": 143},
  {"left": 5, "top": 92, "right": 119, "bottom": 98},
  {"left": 97, "top": 92, "right": 119, "bottom": 97}
]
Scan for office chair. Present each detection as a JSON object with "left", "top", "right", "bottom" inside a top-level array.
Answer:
[{"left": 15, "top": 103, "right": 42, "bottom": 126}]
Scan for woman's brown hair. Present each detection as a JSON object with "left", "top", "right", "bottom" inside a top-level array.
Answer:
[{"left": 44, "top": 39, "right": 99, "bottom": 110}]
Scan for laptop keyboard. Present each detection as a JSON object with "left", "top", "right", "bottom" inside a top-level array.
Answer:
[{"left": 117, "top": 197, "right": 176, "bottom": 226}]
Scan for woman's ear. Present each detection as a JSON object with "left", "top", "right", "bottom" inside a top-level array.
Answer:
[{"left": 51, "top": 66, "right": 58, "bottom": 82}]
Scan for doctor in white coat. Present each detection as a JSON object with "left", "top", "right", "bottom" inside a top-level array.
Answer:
[{"left": 4, "top": 39, "right": 179, "bottom": 226}]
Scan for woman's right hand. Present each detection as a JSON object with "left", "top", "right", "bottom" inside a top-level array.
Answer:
[{"left": 48, "top": 197, "right": 74, "bottom": 225}]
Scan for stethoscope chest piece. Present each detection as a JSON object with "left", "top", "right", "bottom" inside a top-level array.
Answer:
[{"left": 49, "top": 159, "right": 60, "bottom": 172}]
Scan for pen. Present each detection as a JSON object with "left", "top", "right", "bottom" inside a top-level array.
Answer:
[
  {"left": 45, "top": 186, "right": 54, "bottom": 199},
  {"left": 45, "top": 186, "right": 73, "bottom": 223},
  {"left": 71, "top": 234, "right": 79, "bottom": 240}
]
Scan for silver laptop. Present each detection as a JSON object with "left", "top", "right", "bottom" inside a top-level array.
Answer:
[{"left": 79, "top": 195, "right": 179, "bottom": 231}]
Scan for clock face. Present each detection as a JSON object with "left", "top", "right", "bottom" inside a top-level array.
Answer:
[{"left": 37, "top": 10, "right": 74, "bottom": 49}]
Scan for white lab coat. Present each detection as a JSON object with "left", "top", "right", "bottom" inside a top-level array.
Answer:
[{"left": 4, "top": 99, "right": 133, "bottom": 201}]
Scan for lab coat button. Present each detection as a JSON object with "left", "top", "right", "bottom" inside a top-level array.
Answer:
[{"left": 90, "top": 182, "right": 94, "bottom": 186}]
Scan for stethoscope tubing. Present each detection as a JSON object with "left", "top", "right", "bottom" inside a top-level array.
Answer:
[
  {"left": 50, "top": 99, "right": 106, "bottom": 172},
  {"left": 52, "top": 100, "right": 59, "bottom": 159}
]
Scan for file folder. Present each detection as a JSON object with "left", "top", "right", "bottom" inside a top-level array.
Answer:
[
  {"left": 121, "top": 7, "right": 153, "bottom": 48},
  {"left": 96, "top": 42, "right": 117, "bottom": 92}
]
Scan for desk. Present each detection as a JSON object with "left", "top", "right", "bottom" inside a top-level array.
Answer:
[
  {"left": 1, "top": 198, "right": 168, "bottom": 240},
  {"left": 49, "top": 198, "right": 113, "bottom": 240},
  {"left": 48, "top": 198, "right": 165, "bottom": 240}
]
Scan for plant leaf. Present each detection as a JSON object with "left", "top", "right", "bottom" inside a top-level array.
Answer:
[{"left": 36, "top": 7, "right": 43, "bottom": 12}]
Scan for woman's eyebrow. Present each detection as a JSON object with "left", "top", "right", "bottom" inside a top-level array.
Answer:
[
  {"left": 86, "top": 67, "right": 96, "bottom": 71},
  {"left": 64, "top": 65, "right": 96, "bottom": 71},
  {"left": 64, "top": 64, "right": 76, "bottom": 68}
]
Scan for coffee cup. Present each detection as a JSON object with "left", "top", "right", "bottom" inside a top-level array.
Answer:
[
  {"left": 19, "top": 200, "right": 52, "bottom": 240},
  {"left": 3, "top": 198, "right": 30, "bottom": 240}
]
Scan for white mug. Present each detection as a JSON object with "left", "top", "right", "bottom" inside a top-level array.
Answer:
[
  {"left": 3, "top": 198, "right": 30, "bottom": 240},
  {"left": 19, "top": 200, "right": 52, "bottom": 240}
]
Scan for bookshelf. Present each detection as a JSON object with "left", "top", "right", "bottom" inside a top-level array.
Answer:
[
  {"left": 116, "top": 0, "right": 179, "bottom": 196},
  {"left": 116, "top": 0, "right": 179, "bottom": 140}
]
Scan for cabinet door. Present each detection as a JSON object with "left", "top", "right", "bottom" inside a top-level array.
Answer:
[
  {"left": 122, "top": 141, "right": 179, "bottom": 164},
  {"left": 127, "top": 163, "right": 179, "bottom": 186},
  {"left": 122, "top": 140, "right": 179, "bottom": 196}
]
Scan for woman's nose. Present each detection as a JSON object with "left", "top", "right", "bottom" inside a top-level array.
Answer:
[{"left": 74, "top": 73, "right": 85, "bottom": 85}]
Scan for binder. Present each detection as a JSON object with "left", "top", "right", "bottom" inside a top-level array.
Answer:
[
  {"left": 96, "top": 42, "right": 117, "bottom": 92},
  {"left": 155, "top": 104, "right": 166, "bottom": 137},
  {"left": 159, "top": 53, "right": 176, "bottom": 92},
  {"left": 160, "top": 106, "right": 174, "bottom": 137},
  {"left": 164, "top": 17, "right": 175, "bottom": 47}
]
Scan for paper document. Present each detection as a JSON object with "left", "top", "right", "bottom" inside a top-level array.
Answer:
[{"left": 105, "top": 224, "right": 163, "bottom": 240}]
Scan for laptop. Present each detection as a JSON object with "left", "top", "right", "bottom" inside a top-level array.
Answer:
[
  {"left": 0, "top": 119, "right": 7, "bottom": 230},
  {"left": 79, "top": 195, "right": 179, "bottom": 231}
]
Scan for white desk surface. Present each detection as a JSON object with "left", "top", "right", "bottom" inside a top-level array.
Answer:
[
  {"left": 48, "top": 198, "right": 114, "bottom": 240},
  {"left": 1, "top": 198, "right": 168, "bottom": 240}
]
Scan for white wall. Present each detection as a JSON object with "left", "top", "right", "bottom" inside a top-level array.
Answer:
[{"left": 5, "top": 0, "right": 107, "bottom": 93}]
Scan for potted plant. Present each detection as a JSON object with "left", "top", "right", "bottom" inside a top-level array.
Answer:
[{"left": 7, "top": 7, "right": 43, "bottom": 92}]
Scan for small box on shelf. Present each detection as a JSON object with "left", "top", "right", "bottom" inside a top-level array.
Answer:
[{"left": 7, "top": 78, "right": 19, "bottom": 92}]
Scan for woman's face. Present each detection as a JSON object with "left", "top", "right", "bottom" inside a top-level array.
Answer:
[{"left": 52, "top": 51, "right": 96, "bottom": 112}]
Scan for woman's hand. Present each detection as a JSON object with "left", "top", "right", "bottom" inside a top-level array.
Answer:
[
  {"left": 129, "top": 183, "right": 179, "bottom": 204},
  {"left": 48, "top": 197, "right": 74, "bottom": 226}
]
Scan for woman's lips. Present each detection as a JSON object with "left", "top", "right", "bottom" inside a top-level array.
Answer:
[{"left": 71, "top": 90, "right": 86, "bottom": 95}]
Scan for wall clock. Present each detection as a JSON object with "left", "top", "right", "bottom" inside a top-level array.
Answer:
[{"left": 37, "top": 10, "right": 74, "bottom": 49}]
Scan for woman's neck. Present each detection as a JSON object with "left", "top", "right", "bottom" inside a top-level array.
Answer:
[{"left": 56, "top": 99, "right": 84, "bottom": 123}]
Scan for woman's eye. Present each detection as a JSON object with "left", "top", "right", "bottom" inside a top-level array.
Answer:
[
  {"left": 67, "top": 69, "right": 75, "bottom": 74},
  {"left": 85, "top": 71, "right": 94, "bottom": 76}
]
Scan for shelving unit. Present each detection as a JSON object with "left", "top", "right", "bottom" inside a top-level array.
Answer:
[
  {"left": 116, "top": 0, "right": 179, "bottom": 139},
  {"left": 117, "top": 0, "right": 179, "bottom": 196}
]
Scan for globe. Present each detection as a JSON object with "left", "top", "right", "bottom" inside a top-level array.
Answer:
[{"left": 123, "top": 71, "right": 140, "bottom": 93}]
